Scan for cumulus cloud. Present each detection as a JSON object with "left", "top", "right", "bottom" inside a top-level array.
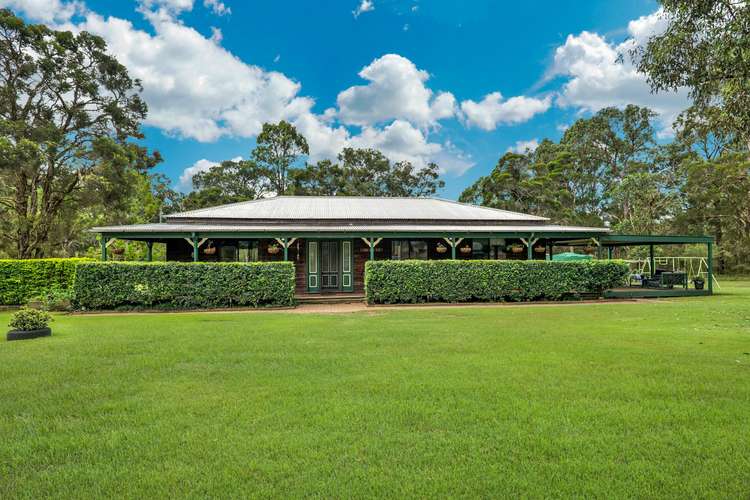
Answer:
[
  {"left": 352, "top": 0, "right": 373, "bottom": 18},
  {"left": 178, "top": 156, "right": 241, "bottom": 191},
  {"left": 460, "top": 92, "right": 551, "bottom": 131},
  {"left": 69, "top": 10, "right": 311, "bottom": 142},
  {"left": 0, "top": 0, "right": 83, "bottom": 23},
  {"left": 549, "top": 9, "right": 688, "bottom": 132},
  {"left": 203, "top": 0, "right": 229, "bottom": 16},
  {"left": 12, "top": 0, "right": 509, "bottom": 180},
  {"left": 506, "top": 138, "right": 539, "bottom": 154},
  {"left": 336, "top": 54, "right": 456, "bottom": 127}
]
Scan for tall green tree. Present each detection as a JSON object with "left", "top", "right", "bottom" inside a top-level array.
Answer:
[
  {"left": 631, "top": 0, "right": 750, "bottom": 146},
  {"left": 0, "top": 10, "right": 153, "bottom": 257},
  {"left": 251, "top": 121, "right": 309, "bottom": 195},
  {"left": 459, "top": 140, "right": 576, "bottom": 222},
  {"left": 292, "top": 148, "right": 444, "bottom": 197},
  {"left": 561, "top": 105, "right": 658, "bottom": 223},
  {"left": 181, "top": 159, "right": 271, "bottom": 210}
]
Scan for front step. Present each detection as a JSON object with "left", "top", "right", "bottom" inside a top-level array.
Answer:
[{"left": 296, "top": 294, "right": 366, "bottom": 305}]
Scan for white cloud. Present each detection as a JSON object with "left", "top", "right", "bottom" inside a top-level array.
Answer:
[
  {"left": 178, "top": 158, "right": 217, "bottom": 190},
  {"left": 203, "top": 0, "right": 229, "bottom": 16},
  {"left": 353, "top": 0, "right": 373, "bottom": 18},
  {"left": 460, "top": 92, "right": 551, "bottom": 131},
  {"left": 69, "top": 10, "right": 311, "bottom": 142},
  {"left": 550, "top": 9, "right": 688, "bottom": 133},
  {"left": 178, "top": 156, "right": 241, "bottom": 191},
  {"left": 13, "top": 1, "right": 480, "bottom": 177},
  {"left": 336, "top": 54, "right": 456, "bottom": 127},
  {"left": 506, "top": 138, "right": 539, "bottom": 154},
  {"left": 0, "top": 0, "right": 83, "bottom": 23},
  {"left": 139, "top": 0, "right": 194, "bottom": 15},
  {"left": 349, "top": 120, "right": 440, "bottom": 166}
]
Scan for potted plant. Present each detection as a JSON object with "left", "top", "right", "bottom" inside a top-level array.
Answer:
[
  {"left": 533, "top": 245, "right": 545, "bottom": 253},
  {"left": 459, "top": 244, "right": 472, "bottom": 254},
  {"left": 435, "top": 243, "right": 448, "bottom": 254},
  {"left": 7, "top": 307, "right": 53, "bottom": 341},
  {"left": 203, "top": 243, "right": 217, "bottom": 255},
  {"left": 693, "top": 276, "right": 705, "bottom": 290},
  {"left": 267, "top": 243, "right": 281, "bottom": 255},
  {"left": 508, "top": 244, "right": 524, "bottom": 254}
]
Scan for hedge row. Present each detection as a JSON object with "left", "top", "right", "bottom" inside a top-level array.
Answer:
[
  {"left": 73, "top": 261, "right": 295, "bottom": 310},
  {"left": 0, "top": 258, "right": 91, "bottom": 305},
  {"left": 365, "top": 260, "right": 630, "bottom": 304}
]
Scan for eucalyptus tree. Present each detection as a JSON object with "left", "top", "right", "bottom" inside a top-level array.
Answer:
[{"left": 0, "top": 9, "right": 154, "bottom": 257}]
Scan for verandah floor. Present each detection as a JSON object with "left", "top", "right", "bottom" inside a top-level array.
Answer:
[{"left": 603, "top": 287, "right": 711, "bottom": 299}]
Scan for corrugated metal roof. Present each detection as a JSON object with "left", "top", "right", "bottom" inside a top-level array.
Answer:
[
  {"left": 92, "top": 223, "right": 609, "bottom": 234},
  {"left": 165, "top": 196, "right": 549, "bottom": 222}
]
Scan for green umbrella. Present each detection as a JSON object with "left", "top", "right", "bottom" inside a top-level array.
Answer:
[{"left": 552, "top": 252, "right": 593, "bottom": 262}]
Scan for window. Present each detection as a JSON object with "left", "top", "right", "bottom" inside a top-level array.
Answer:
[
  {"left": 472, "top": 239, "right": 489, "bottom": 259},
  {"left": 391, "top": 240, "right": 428, "bottom": 260},
  {"left": 238, "top": 241, "right": 259, "bottom": 262},
  {"left": 220, "top": 245, "right": 237, "bottom": 261}
]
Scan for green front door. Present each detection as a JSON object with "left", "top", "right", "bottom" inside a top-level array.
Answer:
[
  {"left": 321, "top": 241, "right": 340, "bottom": 290},
  {"left": 307, "top": 240, "right": 354, "bottom": 293}
]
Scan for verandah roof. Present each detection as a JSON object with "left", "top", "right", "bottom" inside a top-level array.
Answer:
[{"left": 91, "top": 222, "right": 610, "bottom": 240}]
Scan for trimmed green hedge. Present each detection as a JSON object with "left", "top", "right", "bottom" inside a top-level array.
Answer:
[
  {"left": 0, "top": 258, "right": 91, "bottom": 305},
  {"left": 73, "top": 261, "right": 295, "bottom": 310},
  {"left": 365, "top": 260, "right": 630, "bottom": 304}
]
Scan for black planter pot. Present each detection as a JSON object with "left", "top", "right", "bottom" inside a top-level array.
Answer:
[
  {"left": 694, "top": 280, "right": 705, "bottom": 290},
  {"left": 7, "top": 327, "right": 51, "bottom": 341}
]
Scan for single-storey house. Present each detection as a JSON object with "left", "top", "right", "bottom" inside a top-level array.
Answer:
[{"left": 92, "top": 196, "right": 714, "bottom": 297}]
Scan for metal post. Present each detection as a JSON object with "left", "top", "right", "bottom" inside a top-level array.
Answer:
[
  {"left": 192, "top": 233, "right": 199, "bottom": 262},
  {"left": 451, "top": 239, "right": 456, "bottom": 259},
  {"left": 101, "top": 236, "right": 108, "bottom": 261},
  {"left": 282, "top": 238, "right": 288, "bottom": 261},
  {"left": 649, "top": 244, "right": 655, "bottom": 277},
  {"left": 549, "top": 243, "right": 554, "bottom": 261},
  {"left": 369, "top": 239, "right": 374, "bottom": 260},
  {"left": 146, "top": 241, "right": 153, "bottom": 262},
  {"left": 707, "top": 241, "right": 713, "bottom": 294},
  {"left": 607, "top": 246, "right": 613, "bottom": 260}
]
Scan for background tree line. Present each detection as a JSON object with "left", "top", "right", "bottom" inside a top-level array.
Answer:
[{"left": 2, "top": 3, "right": 750, "bottom": 272}]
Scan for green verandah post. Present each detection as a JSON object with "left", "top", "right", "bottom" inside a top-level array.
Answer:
[
  {"left": 708, "top": 240, "right": 714, "bottom": 294},
  {"left": 192, "top": 233, "right": 199, "bottom": 262},
  {"left": 649, "top": 244, "right": 655, "bottom": 277},
  {"left": 100, "top": 235, "right": 108, "bottom": 261},
  {"left": 146, "top": 241, "right": 153, "bottom": 262},
  {"left": 282, "top": 238, "right": 288, "bottom": 261}
]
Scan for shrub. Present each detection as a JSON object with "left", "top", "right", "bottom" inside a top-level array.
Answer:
[
  {"left": 365, "top": 260, "right": 630, "bottom": 304},
  {"left": 8, "top": 307, "right": 53, "bottom": 331},
  {"left": 0, "top": 258, "right": 90, "bottom": 305},
  {"left": 29, "top": 287, "right": 75, "bottom": 312},
  {"left": 73, "top": 261, "right": 295, "bottom": 310}
]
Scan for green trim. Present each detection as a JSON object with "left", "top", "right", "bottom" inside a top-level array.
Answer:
[
  {"left": 601, "top": 234, "right": 713, "bottom": 245},
  {"left": 306, "top": 240, "right": 320, "bottom": 293},
  {"left": 98, "top": 230, "right": 611, "bottom": 240},
  {"left": 342, "top": 240, "right": 353, "bottom": 292}
]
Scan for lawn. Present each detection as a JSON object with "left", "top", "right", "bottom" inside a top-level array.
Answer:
[{"left": 1, "top": 283, "right": 749, "bottom": 498}]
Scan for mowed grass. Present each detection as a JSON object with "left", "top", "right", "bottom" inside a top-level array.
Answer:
[{"left": 1, "top": 283, "right": 749, "bottom": 498}]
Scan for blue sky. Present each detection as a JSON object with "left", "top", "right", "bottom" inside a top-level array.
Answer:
[{"left": 6, "top": 0, "right": 689, "bottom": 199}]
